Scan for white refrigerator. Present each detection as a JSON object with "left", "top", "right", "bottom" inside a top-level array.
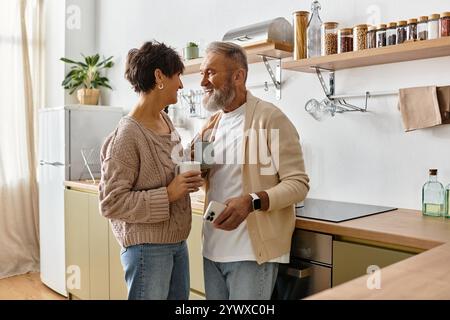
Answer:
[{"left": 38, "top": 105, "right": 123, "bottom": 296}]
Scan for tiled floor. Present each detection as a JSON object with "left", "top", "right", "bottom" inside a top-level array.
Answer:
[{"left": 0, "top": 273, "right": 66, "bottom": 300}]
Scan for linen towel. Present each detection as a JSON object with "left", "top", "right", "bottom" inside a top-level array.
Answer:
[
  {"left": 398, "top": 86, "right": 442, "bottom": 132},
  {"left": 437, "top": 86, "right": 450, "bottom": 124}
]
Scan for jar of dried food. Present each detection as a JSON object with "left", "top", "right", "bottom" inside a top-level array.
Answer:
[
  {"left": 353, "top": 24, "right": 368, "bottom": 51},
  {"left": 367, "top": 25, "right": 377, "bottom": 49},
  {"left": 442, "top": 12, "right": 450, "bottom": 37},
  {"left": 428, "top": 14, "right": 440, "bottom": 39},
  {"left": 321, "top": 22, "right": 339, "bottom": 55},
  {"left": 418, "top": 16, "right": 428, "bottom": 40},
  {"left": 397, "top": 20, "right": 407, "bottom": 44},
  {"left": 293, "top": 11, "right": 310, "bottom": 60},
  {"left": 376, "top": 24, "right": 387, "bottom": 48},
  {"left": 386, "top": 22, "right": 397, "bottom": 46},
  {"left": 338, "top": 28, "right": 353, "bottom": 53},
  {"left": 407, "top": 18, "right": 418, "bottom": 40}
]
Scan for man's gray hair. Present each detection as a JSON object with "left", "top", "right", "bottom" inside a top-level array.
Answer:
[{"left": 205, "top": 41, "right": 248, "bottom": 80}]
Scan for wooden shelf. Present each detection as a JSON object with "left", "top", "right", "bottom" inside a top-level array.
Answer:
[
  {"left": 183, "top": 40, "right": 293, "bottom": 75},
  {"left": 282, "top": 37, "right": 450, "bottom": 73}
]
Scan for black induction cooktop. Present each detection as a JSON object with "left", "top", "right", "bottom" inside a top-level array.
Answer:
[{"left": 295, "top": 198, "right": 397, "bottom": 223}]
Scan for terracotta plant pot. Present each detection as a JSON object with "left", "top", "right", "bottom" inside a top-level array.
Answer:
[{"left": 77, "top": 88, "right": 100, "bottom": 105}]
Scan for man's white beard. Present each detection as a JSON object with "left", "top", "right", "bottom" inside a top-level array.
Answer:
[{"left": 203, "top": 83, "right": 236, "bottom": 112}]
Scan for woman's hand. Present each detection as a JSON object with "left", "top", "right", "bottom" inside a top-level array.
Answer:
[{"left": 167, "top": 171, "right": 203, "bottom": 202}]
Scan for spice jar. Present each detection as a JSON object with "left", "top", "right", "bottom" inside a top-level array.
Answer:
[
  {"left": 376, "top": 24, "right": 387, "bottom": 48},
  {"left": 418, "top": 16, "right": 428, "bottom": 40},
  {"left": 338, "top": 28, "right": 353, "bottom": 53},
  {"left": 293, "top": 11, "right": 310, "bottom": 60},
  {"left": 386, "top": 22, "right": 397, "bottom": 46},
  {"left": 321, "top": 22, "right": 339, "bottom": 55},
  {"left": 353, "top": 24, "right": 368, "bottom": 51},
  {"left": 367, "top": 25, "right": 377, "bottom": 49},
  {"left": 407, "top": 18, "right": 418, "bottom": 40},
  {"left": 441, "top": 12, "right": 450, "bottom": 37},
  {"left": 428, "top": 14, "right": 440, "bottom": 39},
  {"left": 397, "top": 20, "right": 407, "bottom": 44}
]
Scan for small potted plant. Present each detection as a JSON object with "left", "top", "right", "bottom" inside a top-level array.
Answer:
[
  {"left": 61, "top": 54, "right": 114, "bottom": 105},
  {"left": 183, "top": 42, "right": 199, "bottom": 60}
]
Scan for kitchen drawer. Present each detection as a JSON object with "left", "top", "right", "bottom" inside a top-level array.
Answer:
[{"left": 291, "top": 229, "right": 333, "bottom": 264}]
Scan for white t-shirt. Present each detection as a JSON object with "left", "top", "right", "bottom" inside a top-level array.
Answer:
[{"left": 203, "top": 103, "right": 289, "bottom": 264}]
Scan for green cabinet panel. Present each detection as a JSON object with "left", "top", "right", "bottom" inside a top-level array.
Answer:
[
  {"left": 333, "top": 240, "right": 414, "bottom": 286},
  {"left": 65, "top": 189, "right": 90, "bottom": 299}
]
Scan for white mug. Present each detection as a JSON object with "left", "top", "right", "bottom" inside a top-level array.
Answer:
[{"left": 175, "top": 161, "right": 201, "bottom": 175}]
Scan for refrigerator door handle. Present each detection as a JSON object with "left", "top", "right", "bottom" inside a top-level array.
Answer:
[{"left": 39, "top": 160, "right": 66, "bottom": 167}]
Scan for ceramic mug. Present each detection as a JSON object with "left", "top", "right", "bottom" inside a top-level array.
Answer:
[{"left": 175, "top": 161, "right": 201, "bottom": 175}]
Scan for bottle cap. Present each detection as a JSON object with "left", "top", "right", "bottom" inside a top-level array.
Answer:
[
  {"left": 429, "top": 14, "right": 440, "bottom": 20},
  {"left": 398, "top": 20, "right": 407, "bottom": 26},
  {"left": 407, "top": 18, "right": 418, "bottom": 24},
  {"left": 429, "top": 169, "right": 438, "bottom": 175}
]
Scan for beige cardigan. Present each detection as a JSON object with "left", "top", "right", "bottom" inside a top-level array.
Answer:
[{"left": 195, "top": 91, "right": 310, "bottom": 264}]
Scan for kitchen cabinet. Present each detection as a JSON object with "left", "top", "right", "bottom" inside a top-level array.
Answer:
[
  {"left": 109, "top": 228, "right": 127, "bottom": 300},
  {"left": 65, "top": 188, "right": 125, "bottom": 300},
  {"left": 65, "top": 189, "right": 90, "bottom": 299},
  {"left": 332, "top": 239, "right": 415, "bottom": 286},
  {"left": 186, "top": 211, "right": 205, "bottom": 299},
  {"left": 65, "top": 189, "right": 109, "bottom": 299}
]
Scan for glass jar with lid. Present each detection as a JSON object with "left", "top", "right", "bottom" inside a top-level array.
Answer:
[
  {"left": 417, "top": 16, "right": 428, "bottom": 40},
  {"left": 428, "top": 14, "right": 440, "bottom": 39},
  {"left": 367, "top": 25, "right": 377, "bottom": 49},
  {"left": 397, "top": 20, "right": 407, "bottom": 44},
  {"left": 386, "top": 22, "right": 397, "bottom": 46},
  {"left": 353, "top": 24, "right": 368, "bottom": 51},
  {"left": 338, "top": 28, "right": 353, "bottom": 53},
  {"left": 441, "top": 12, "right": 450, "bottom": 37},
  {"left": 376, "top": 24, "right": 387, "bottom": 48},
  {"left": 407, "top": 18, "right": 418, "bottom": 40},
  {"left": 321, "top": 22, "right": 339, "bottom": 55}
]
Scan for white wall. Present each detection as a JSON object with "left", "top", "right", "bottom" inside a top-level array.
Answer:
[
  {"left": 43, "top": 0, "right": 97, "bottom": 107},
  {"left": 95, "top": 0, "right": 450, "bottom": 210}
]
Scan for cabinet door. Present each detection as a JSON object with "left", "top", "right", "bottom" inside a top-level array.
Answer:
[
  {"left": 65, "top": 189, "right": 90, "bottom": 299},
  {"left": 332, "top": 240, "right": 414, "bottom": 286},
  {"left": 88, "top": 194, "right": 110, "bottom": 299},
  {"left": 187, "top": 213, "right": 205, "bottom": 294},
  {"left": 109, "top": 227, "right": 128, "bottom": 300}
]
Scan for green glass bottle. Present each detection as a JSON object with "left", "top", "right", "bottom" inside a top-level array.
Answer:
[
  {"left": 445, "top": 184, "right": 450, "bottom": 219},
  {"left": 422, "top": 169, "right": 445, "bottom": 217}
]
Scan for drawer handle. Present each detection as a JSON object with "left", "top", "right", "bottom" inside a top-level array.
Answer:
[{"left": 279, "top": 266, "right": 312, "bottom": 279}]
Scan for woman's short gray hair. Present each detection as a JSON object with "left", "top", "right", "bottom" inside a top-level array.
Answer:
[{"left": 205, "top": 41, "right": 248, "bottom": 80}]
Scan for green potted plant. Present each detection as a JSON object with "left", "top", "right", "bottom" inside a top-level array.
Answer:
[
  {"left": 183, "top": 42, "right": 199, "bottom": 60},
  {"left": 60, "top": 54, "right": 114, "bottom": 105}
]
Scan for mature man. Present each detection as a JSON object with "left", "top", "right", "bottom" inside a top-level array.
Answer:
[{"left": 193, "top": 41, "right": 309, "bottom": 300}]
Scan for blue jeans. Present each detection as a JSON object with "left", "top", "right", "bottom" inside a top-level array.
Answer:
[
  {"left": 120, "top": 241, "right": 189, "bottom": 300},
  {"left": 203, "top": 258, "right": 279, "bottom": 300}
]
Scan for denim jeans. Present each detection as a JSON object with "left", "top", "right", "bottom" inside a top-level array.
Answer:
[
  {"left": 203, "top": 258, "right": 279, "bottom": 300},
  {"left": 120, "top": 241, "right": 189, "bottom": 300}
]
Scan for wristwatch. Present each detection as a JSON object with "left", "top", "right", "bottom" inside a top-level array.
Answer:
[{"left": 249, "top": 193, "right": 261, "bottom": 211}]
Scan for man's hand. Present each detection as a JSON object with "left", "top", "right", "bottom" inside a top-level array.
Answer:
[{"left": 213, "top": 195, "right": 253, "bottom": 231}]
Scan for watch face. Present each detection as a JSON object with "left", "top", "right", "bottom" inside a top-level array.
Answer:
[{"left": 253, "top": 198, "right": 262, "bottom": 210}]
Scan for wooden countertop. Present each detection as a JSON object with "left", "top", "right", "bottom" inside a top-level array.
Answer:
[
  {"left": 296, "top": 209, "right": 450, "bottom": 299},
  {"left": 64, "top": 180, "right": 99, "bottom": 193}
]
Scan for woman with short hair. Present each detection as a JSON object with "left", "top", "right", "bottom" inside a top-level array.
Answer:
[{"left": 99, "top": 41, "right": 203, "bottom": 300}]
